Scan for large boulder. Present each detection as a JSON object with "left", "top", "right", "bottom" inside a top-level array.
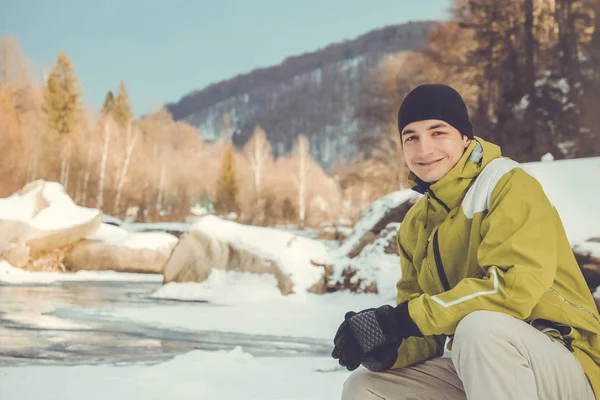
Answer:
[
  {"left": 64, "top": 224, "right": 178, "bottom": 274},
  {"left": 164, "top": 230, "right": 295, "bottom": 294},
  {"left": 163, "top": 216, "right": 328, "bottom": 295},
  {"left": 0, "top": 180, "right": 101, "bottom": 259}
]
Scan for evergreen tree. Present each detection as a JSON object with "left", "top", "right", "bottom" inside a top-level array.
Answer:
[
  {"left": 215, "top": 142, "right": 240, "bottom": 215},
  {"left": 112, "top": 80, "right": 133, "bottom": 127},
  {"left": 42, "top": 52, "right": 81, "bottom": 136},
  {"left": 102, "top": 90, "right": 115, "bottom": 116},
  {"left": 42, "top": 52, "right": 81, "bottom": 189}
]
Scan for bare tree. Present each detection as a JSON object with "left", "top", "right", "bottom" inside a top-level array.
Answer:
[
  {"left": 293, "top": 135, "right": 312, "bottom": 226},
  {"left": 96, "top": 117, "right": 114, "bottom": 210},
  {"left": 113, "top": 122, "right": 139, "bottom": 215},
  {"left": 242, "top": 124, "right": 273, "bottom": 200}
]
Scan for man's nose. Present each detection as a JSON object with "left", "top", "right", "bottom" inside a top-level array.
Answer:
[{"left": 417, "top": 134, "right": 434, "bottom": 154}]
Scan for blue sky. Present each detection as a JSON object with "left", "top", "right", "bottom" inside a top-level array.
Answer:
[{"left": 1, "top": 0, "right": 450, "bottom": 116}]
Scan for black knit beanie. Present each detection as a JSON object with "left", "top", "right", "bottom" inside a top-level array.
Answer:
[{"left": 397, "top": 84, "right": 473, "bottom": 139}]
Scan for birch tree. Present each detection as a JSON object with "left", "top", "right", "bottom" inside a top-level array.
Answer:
[{"left": 242, "top": 124, "right": 272, "bottom": 201}]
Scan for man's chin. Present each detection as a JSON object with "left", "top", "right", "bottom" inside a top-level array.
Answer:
[{"left": 416, "top": 170, "right": 445, "bottom": 184}]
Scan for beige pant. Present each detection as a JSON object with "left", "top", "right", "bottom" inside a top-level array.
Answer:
[{"left": 341, "top": 310, "right": 595, "bottom": 400}]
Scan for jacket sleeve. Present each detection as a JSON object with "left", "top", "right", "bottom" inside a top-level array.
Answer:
[
  {"left": 407, "top": 168, "right": 558, "bottom": 336},
  {"left": 392, "top": 226, "right": 447, "bottom": 369}
]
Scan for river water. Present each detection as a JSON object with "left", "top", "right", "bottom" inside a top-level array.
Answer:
[{"left": 0, "top": 281, "right": 330, "bottom": 366}]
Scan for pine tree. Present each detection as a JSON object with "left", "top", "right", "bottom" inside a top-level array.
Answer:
[
  {"left": 112, "top": 80, "right": 133, "bottom": 127},
  {"left": 42, "top": 52, "right": 80, "bottom": 136},
  {"left": 215, "top": 142, "right": 240, "bottom": 215},
  {"left": 42, "top": 52, "right": 81, "bottom": 190},
  {"left": 102, "top": 90, "right": 115, "bottom": 116}
]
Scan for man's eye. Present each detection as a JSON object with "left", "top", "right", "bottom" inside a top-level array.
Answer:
[
  {"left": 404, "top": 136, "right": 416, "bottom": 142},
  {"left": 433, "top": 131, "right": 445, "bottom": 136}
]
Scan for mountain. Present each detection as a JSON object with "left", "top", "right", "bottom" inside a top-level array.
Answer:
[{"left": 165, "top": 21, "right": 436, "bottom": 168}]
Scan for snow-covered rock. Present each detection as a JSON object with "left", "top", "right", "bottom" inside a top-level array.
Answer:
[
  {"left": 0, "top": 180, "right": 101, "bottom": 257},
  {"left": 331, "top": 189, "right": 418, "bottom": 259},
  {"left": 163, "top": 216, "right": 329, "bottom": 295},
  {"left": 325, "top": 189, "right": 418, "bottom": 295},
  {"left": 64, "top": 223, "right": 179, "bottom": 274}
]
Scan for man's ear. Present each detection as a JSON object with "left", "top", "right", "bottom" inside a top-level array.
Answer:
[{"left": 464, "top": 133, "right": 473, "bottom": 145}]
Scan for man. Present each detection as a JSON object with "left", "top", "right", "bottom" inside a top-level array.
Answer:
[{"left": 332, "top": 84, "right": 600, "bottom": 399}]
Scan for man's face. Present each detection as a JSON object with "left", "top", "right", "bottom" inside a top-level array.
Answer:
[{"left": 401, "top": 119, "right": 471, "bottom": 183}]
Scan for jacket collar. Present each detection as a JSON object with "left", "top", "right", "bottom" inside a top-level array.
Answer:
[{"left": 408, "top": 136, "right": 503, "bottom": 212}]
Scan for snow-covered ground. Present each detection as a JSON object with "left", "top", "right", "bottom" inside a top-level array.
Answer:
[
  {"left": 0, "top": 347, "right": 352, "bottom": 400},
  {"left": 0, "top": 260, "right": 163, "bottom": 284},
  {"left": 119, "top": 271, "right": 390, "bottom": 340}
]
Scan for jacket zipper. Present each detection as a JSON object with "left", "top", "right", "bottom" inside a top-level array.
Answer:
[
  {"left": 432, "top": 230, "right": 451, "bottom": 291},
  {"left": 549, "top": 287, "right": 600, "bottom": 323},
  {"left": 427, "top": 189, "right": 450, "bottom": 213}
]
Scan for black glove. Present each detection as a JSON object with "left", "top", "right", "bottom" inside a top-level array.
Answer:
[
  {"left": 361, "top": 342, "right": 401, "bottom": 372},
  {"left": 331, "top": 302, "right": 422, "bottom": 371}
]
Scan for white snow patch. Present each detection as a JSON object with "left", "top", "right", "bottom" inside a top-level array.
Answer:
[
  {"left": 573, "top": 240, "right": 600, "bottom": 259},
  {"left": 88, "top": 223, "right": 178, "bottom": 251},
  {"left": 0, "top": 347, "right": 352, "bottom": 400},
  {"left": 151, "top": 270, "right": 282, "bottom": 304},
  {"left": 0, "top": 181, "right": 99, "bottom": 230},
  {"left": 523, "top": 157, "right": 600, "bottom": 245},
  {"left": 101, "top": 289, "right": 389, "bottom": 341},
  {"left": 541, "top": 153, "right": 554, "bottom": 162},
  {"left": 0, "top": 261, "right": 163, "bottom": 285}
]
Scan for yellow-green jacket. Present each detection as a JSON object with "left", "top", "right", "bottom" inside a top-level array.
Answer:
[{"left": 393, "top": 136, "right": 600, "bottom": 397}]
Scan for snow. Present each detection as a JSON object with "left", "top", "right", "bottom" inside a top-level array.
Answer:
[
  {"left": 541, "top": 153, "right": 554, "bottom": 162},
  {"left": 106, "top": 277, "right": 388, "bottom": 340},
  {"left": 332, "top": 189, "right": 417, "bottom": 258},
  {"left": 122, "top": 221, "right": 191, "bottom": 234},
  {"left": 88, "top": 223, "right": 178, "bottom": 251},
  {"left": 523, "top": 157, "right": 600, "bottom": 245},
  {"left": 574, "top": 240, "right": 600, "bottom": 258},
  {"left": 0, "top": 261, "right": 163, "bottom": 284},
  {"left": 150, "top": 270, "right": 283, "bottom": 304},
  {"left": 0, "top": 347, "right": 352, "bottom": 400},
  {"left": 191, "top": 216, "right": 329, "bottom": 292},
  {"left": 0, "top": 181, "right": 99, "bottom": 230},
  {"left": 330, "top": 223, "right": 402, "bottom": 298}
]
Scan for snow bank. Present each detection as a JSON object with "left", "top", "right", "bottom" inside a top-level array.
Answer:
[
  {"left": 0, "top": 261, "right": 163, "bottom": 284},
  {"left": 191, "top": 216, "right": 329, "bottom": 292},
  {"left": 88, "top": 223, "right": 178, "bottom": 251},
  {"left": 0, "top": 180, "right": 98, "bottom": 230},
  {"left": 523, "top": 157, "right": 600, "bottom": 244},
  {"left": 0, "top": 347, "right": 351, "bottom": 400},
  {"left": 573, "top": 240, "right": 600, "bottom": 259}
]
